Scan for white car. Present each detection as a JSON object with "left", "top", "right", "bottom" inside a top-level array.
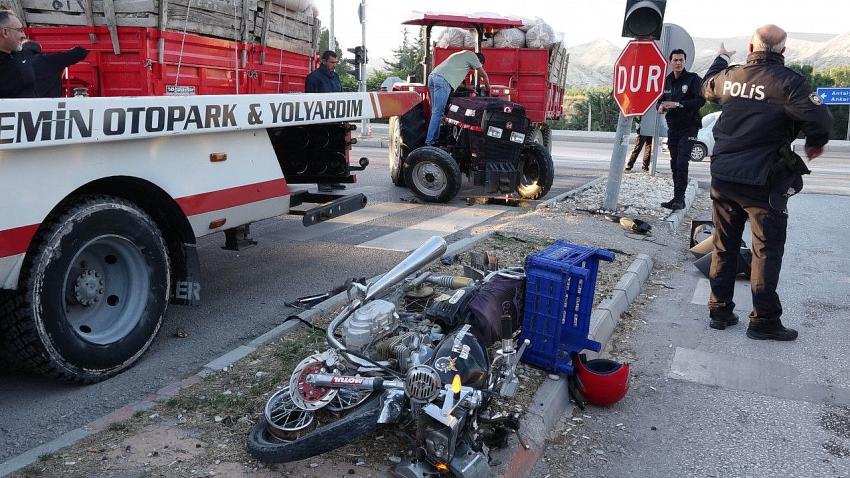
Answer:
[{"left": 691, "top": 111, "right": 721, "bottom": 161}]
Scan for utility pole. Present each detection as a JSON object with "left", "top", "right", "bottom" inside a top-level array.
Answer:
[
  {"left": 329, "top": 0, "right": 335, "bottom": 51},
  {"left": 603, "top": 114, "right": 634, "bottom": 210},
  {"left": 359, "top": 0, "right": 369, "bottom": 137},
  {"left": 587, "top": 100, "right": 592, "bottom": 132}
]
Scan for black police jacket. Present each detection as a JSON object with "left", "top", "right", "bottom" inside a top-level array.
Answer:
[
  {"left": 661, "top": 70, "right": 705, "bottom": 131},
  {"left": 703, "top": 51, "right": 833, "bottom": 186},
  {"left": 0, "top": 50, "right": 36, "bottom": 98}
]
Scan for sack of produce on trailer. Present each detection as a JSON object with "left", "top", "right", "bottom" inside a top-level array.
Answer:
[
  {"left": 494, "top": 28, "right": 526, "bottom": 48},
  {"left": 526, "top": 22, "right": 556, "bottom": 49}
]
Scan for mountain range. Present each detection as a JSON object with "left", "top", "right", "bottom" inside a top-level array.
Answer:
[{"left": 566, "top": 32, "right": 850, "bottom": 88}]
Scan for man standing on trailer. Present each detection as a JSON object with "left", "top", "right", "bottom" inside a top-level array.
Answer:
[
  {"left": 306, "top": 50, "right": 346, "bottom": 192},
  {"left": 0, "top": 10, "right": 35, "bottom": 99},
  {"left": 426, "top": 50, "right": 492, "bottom": 146}
]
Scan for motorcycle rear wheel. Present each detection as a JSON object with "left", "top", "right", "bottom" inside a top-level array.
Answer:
[{"left": 247, "top": 392, "right": 385, "bottom": 463}]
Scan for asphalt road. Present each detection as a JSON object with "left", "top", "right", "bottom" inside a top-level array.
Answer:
[{"left": 2, "top": 141, "right": 848, "bottom": 464}]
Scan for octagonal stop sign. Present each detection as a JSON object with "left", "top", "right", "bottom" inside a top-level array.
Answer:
[{"left": 613, "top": 40, "right": 667, "bottom": 116}]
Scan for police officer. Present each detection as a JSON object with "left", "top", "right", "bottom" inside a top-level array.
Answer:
[
  {"left": 658, "top": 49, "right": 705, "bottom": 210},
  {"left": 0, "top": 10, "right": 35, "bottom": 99},
  {"left": 702, "top": 25, "right": 832, "bottom": 341}
]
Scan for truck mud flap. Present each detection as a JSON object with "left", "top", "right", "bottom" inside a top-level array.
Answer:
[{"left": 289, "top": 191, "right": 368, "bottom": 227}]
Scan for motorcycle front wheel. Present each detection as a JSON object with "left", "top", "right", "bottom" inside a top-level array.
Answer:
[{"left": 247, "top": 392, "right": 385, "bottom": 463}]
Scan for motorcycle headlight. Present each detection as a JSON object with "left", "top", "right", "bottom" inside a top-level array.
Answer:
[
  {"left": 510, "top": 132, "right": 525, "bottom": 143},
  {"left": 487, "top": 126, "right": 503, "bottom": 139}
]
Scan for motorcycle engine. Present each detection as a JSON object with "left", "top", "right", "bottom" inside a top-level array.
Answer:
[{"left": 342, "top": 300, "right": 398, "bottom": 351}]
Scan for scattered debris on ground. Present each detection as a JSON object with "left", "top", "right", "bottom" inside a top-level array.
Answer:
[{"left": 13, "top": 232, "right": 631, "bottom": 478}]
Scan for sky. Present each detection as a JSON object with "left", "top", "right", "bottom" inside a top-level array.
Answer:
[{"left": 313, "top": 0, "right": 848, "bottom": 65}]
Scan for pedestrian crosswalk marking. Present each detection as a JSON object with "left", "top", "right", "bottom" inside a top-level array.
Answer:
[{"left": 357, "top": 207, "right": 505, "bottom": 252}]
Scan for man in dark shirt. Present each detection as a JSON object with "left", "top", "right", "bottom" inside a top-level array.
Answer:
[
  {"left": 22, "top": 41, "right": 88, "bottom": 97},
  {"left": 305, "top": 50, "right": 342, "bottom": 94},
  {"left": 305, "top": 50, "right": 345, "bottom": 192},
  {"left": 658, "top": 48, "right": 705, "bottom": 210},
  {"left": 0, "top": 10, "right": 36, "bottom": 99}
]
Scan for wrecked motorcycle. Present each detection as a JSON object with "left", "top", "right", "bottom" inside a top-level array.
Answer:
[{"left": 246, "top": 236, "right": 531, "bottom": 477}]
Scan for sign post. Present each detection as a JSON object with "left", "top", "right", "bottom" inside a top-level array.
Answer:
[
  {"left": 817, "top": 87, "right": 850, "bottom": 141},
  {"left": 604, "top": 40, "right": 667, "bottom": 210}
]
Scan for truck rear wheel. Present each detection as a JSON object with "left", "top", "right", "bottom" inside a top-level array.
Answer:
[
  {"left": 516, "top": 143, "right": 554, "bottom": 200},
  {"left": 388, "top": 103, "right": 426, "bottom": 187},
  {"left": 0, "top": 196, "right": 171, "bottom": 383},
  {"left": 404, "top": 146, "right": 462, "bottom": 203}
]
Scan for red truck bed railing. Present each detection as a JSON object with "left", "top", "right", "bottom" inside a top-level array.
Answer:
[{"left": 25, "top": 26, "right": 312, "bottom": 97}]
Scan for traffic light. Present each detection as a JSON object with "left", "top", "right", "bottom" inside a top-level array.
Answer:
[
  {"left": 621, "top": 0, "right": 666, "bottom": 39},
  {"left": 346, "top": 46, "right": 366, "bottom": 79}
]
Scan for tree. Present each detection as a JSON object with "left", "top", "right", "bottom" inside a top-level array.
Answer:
[
  {"left": 564, "top": 87, "right": 620, "bottom": 132},
  {"left": 366, "top": 70, "right": 390, "bottom": 91},
  {"left": 383, "top": 28, "right": 425, "bottom": 82}
]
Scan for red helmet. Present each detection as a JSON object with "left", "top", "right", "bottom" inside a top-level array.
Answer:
[{"left": 573, "top": 354, "right": 630, "bottom": 406}]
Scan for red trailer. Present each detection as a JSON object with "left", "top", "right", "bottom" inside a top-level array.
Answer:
[
  {"left": 25, "top": 26, "right": 312, "bottom": 97},
  {"left": 434, "top": 46, "right": 567, "bottom": 125}
]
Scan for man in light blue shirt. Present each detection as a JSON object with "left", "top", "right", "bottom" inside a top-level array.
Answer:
[{"left": 426, "top": 50, "right": 491, "bottom": 145}]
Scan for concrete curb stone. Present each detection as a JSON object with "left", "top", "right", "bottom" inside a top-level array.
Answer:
[
  {"left": 537, "top": 176, "right": 606, "bottom": 210},
  {"left": 663, "top": 179, "right": 700, "bottom": 232}
]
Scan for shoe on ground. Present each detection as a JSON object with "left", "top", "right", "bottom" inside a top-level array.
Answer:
[
  {"left": 624, "top": 167, "right": 633, "bottom": 173},
  {"left": 318, "top": 184, "right": 333, "bottom": 192},
  {"left": 660, "top": 199, "right": 675, "bottom": 209},
  {"left": 669, "top": 200, "right": 685, "bottom": 211},
  {"left": 709, "top": 313, "right": 739, "bottom": 330},
  {"left": 746, "top": 325, "right": 798, "bottom": 341},
  {"left": 642, "top": 167, "right": 650, "bottom": 172}
]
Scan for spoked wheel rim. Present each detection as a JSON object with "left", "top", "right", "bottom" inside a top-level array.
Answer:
[
  {"left": 289, "top": 354, "right": 338, "bottom": 410},
  {"left": 327, "top": 389, "right": 372, "bottom": 412},
  {"left": 411, "top": 161, "right": 448, "bottom": 196},
  {"left": 62, "top": 235, "right": 150, "bottom": 345},
  {"left": 264, "top": 385, "right": 316, "bottom": 441}
]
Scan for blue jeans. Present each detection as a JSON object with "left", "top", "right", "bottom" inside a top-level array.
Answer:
[{"left": 426, "top": 74, "right": 452, "bottom": 145}]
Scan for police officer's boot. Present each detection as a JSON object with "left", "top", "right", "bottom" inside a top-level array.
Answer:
[
  {"left": 746, "top": 318, "right": 798, "bottom": 341},
  {"left": 710, "top": 312, "right": 739, "bottom": 330}
]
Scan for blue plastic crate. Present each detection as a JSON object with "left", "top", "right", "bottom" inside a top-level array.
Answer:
[{"left": 519, "top": 241, "right": 615, "bottom": 375}]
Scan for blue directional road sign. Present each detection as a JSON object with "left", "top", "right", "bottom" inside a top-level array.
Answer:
[{"left": 817, "top": 87, "right": 850, "bottom": 105}]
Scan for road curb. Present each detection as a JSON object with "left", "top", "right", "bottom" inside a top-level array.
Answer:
[
  {"left": 493, "top": 252, "right": 654, "bottom": 478},
  {"left": 0, "top": 232, "right": 494, "bottom": 478},
  {"left": 663, "top": 179, "right": 700, "bottom": 232},
  {"left": 537, "top": 176, "right": 606, "bottom": 210}
]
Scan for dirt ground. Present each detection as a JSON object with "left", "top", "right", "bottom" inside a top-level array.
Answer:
[{"left": 13, "top": 231, "right": 631, "bottom": 478}]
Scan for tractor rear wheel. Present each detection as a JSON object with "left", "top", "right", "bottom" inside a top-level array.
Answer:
[
  {"left": 516, "top": 143, "right": 554, "bottom": 200},
  {"left": 404, "top": 146, "right": 462, "bottom": 203},
  {"left": 388, "top": 103, "right": 426, "bottom": 187},
  {"left": 530, "top": 124, "right": 552, "bottom": 152}
]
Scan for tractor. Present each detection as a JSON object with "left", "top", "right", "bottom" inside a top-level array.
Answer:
[{"left": 387, "top": 13, "right": 567, "bottom": 203}]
